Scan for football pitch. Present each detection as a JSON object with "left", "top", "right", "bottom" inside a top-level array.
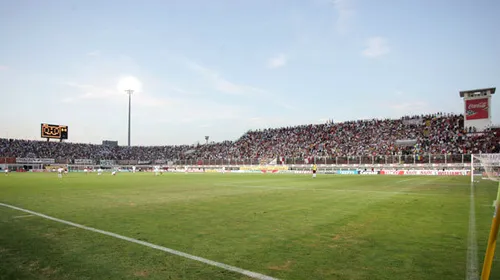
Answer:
[{"left": 1, "top": 173, "right": 499, "bottom": 280}]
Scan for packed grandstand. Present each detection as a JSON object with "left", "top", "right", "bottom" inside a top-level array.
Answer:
[{"left": 0, "top": 113, "right": 499, "bottom": 163}]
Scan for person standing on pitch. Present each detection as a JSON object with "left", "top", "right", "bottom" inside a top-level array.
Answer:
[{"left": 312, "top": 164, "right": 317, "bottom": 178}]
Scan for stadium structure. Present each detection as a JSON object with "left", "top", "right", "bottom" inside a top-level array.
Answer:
[
  {"left": 1, "top": 112, "right": 499, "bottom": 174},
  {"left": 1, "top": 88, "right": 500, "bottom": 280}
]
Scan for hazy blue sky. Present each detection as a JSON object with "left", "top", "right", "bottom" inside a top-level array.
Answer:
[{"left": 1, "top": 0, "right": 499, "bottom": 145}]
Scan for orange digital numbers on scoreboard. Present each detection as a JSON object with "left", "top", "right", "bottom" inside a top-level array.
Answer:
[{"left": 40, "top": 123, "right": 69, "bottom": 140}]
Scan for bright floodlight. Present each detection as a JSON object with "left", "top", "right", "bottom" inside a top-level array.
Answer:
[{"left": 117, "top": 76, "right": 142, "bottom": 92}]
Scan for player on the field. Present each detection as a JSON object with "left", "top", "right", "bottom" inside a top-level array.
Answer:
[
  {"left": 4, "top": 168, "right": 9, "bottom": 176},
  {"left": 84, "top": 168, "right": 88, "bottom": 175},
  {"left": 57, "top": 167, "right": 64, "bottom": 178},
  {"left": 111, "top": 168, "right": 117, "bottom": 176},
  {"left": 312, "top": 164, "right": 317, "bottom": 178},
  {"left": 97, "top": 168, "right": 103, "bottom": 176},
  {"left": 154, "top": 166, "right": 160, "bottom": 176}
]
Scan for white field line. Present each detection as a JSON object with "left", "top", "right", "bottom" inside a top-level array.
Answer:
[
  {"left": 12, "top": 214, "right": 34, "bottom": 219},
  {"left": 0, "top": 202, "right": 279, "bottom": 280},
  {"left": 466, "top": 183, "right": 479, "bottom": 280}
]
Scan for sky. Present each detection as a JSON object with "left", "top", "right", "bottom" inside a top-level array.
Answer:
[{"left": 0, "top": 0, "right": 499, "bottom": 146}]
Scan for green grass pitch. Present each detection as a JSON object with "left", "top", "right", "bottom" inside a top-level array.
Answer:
[{"left": 1, "top": 172, "right": 499, "bottom": 280}]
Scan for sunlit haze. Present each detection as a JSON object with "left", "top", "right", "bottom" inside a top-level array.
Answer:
[
  {"left": 0, "top": 0, "right": 499, "bottom": 145},
  {"left": 117, "top": 76, "right": 143, "bottom": 93}
]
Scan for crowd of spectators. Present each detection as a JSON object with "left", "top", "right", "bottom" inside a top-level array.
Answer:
[
  {"left": 0, "top": 139, "right": 192, "bottom": 161},
  {"left": 0, "top": 113, "right": 499, "bottom": 162}
]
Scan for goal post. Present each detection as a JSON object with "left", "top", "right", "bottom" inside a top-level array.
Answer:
[
  {"left": 471, "top": 155, "right": 475, "bottom": 184},
  {"left": 472, "top": 153, "right": 500, "bottom": 280}
]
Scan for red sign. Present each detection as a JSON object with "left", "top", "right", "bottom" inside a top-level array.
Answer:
[
  {"left": 0, "top": 158, "right": 14, "bottom": 164},
  {"left": 380, "top": 170, "right": 404, "bottom": 175},
  {"left": 465, "top": 98, "right": 489, "bottom": 120}
]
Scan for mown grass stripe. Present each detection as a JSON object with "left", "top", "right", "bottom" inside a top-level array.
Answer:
[{"left": 0, "top": 202, "right": 279, "bottom": 280}]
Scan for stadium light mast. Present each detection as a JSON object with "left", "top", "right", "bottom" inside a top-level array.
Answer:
[{"left": 125, "top": 89, "right": 134, "bottom": 147}]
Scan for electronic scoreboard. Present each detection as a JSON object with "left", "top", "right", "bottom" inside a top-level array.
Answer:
[{"left": 41, "top": 123, "right": 68, "bottom": 140}]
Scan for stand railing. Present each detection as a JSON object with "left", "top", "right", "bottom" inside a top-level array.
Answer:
[
  {"left": 2, "top": 154, "right": 483, "bottom": 166},
  {"left": 173, "top": 154, "right": 474, "bottom": 166}
]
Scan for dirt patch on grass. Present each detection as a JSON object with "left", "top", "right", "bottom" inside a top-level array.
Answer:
[
  {"left": 18, "top": 260, "right": 59, "bottom": 277},
  {"left": 42, "top": 227, "right": 77, "bottom": 238},
  {"left": 330, "top": 218, "right": 377, "bottom": 245},
  {"left": 28, "top": 260, "right": 40, "bottom": 270},
  {"left": 268, "top": 260, "right": 293, "bottom": 271},
  {"left": 41, "top": 266, "right": 58, "bottom": 276},
  {"left": 133, "top": 270, "right": 149, "bottom": 277}
]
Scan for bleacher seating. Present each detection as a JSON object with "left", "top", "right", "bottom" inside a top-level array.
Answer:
[{"left": 0, "top": 113, "right": 498, "bottom": 161}]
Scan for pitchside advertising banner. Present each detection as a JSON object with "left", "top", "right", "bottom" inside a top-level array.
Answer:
[
  {"left": 170, "top": 168, "right": 205, "bottom": 173},
  {"left": 45, "top": 165, "right": 67, "bottom": 171},
  {"left": 337, "top": 170, "right": 359, "bottom": 175},
  {"left": 16, "top": 158, "right": 55, "bottom": 164},
  {"left": 465, "top": 98, "right": 489, "bottom": 120},
  {"left": 74, "top": 159, "right": 94, "bottom": 164},
  {"left": 99, "top": 160, "right": 116, "bottom": 166},
  {"left": 380, "top": 170, "right": 470, "bottom": 176},
  {"left": 359, "top": 171, "right": 378, "bottom": 175},
  {"left": 240, "top": 165, "right": 289, "bottom": 171}
]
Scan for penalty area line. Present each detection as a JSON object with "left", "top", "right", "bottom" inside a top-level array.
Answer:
[{"left": 0, "top": 202, "right": 279, "bottom": 280}]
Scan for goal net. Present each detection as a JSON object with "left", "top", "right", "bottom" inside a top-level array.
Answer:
[
  {"left": 472, "top": 153, "right": 500, "bottom": 187},
  {"left": 472, "top": 154, "right": 500, "bottom": 279}
]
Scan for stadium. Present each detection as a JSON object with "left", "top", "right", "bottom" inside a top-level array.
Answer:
[
  {"left": 2, "top": 2, "right": 500, "bottom": 280},
  {"left": 2, "top": 103, "right": 500, "bottom": 280}
]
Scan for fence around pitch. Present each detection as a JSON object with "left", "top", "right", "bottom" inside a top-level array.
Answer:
[
  {"left": 2, "top": 154, "right": 477, "bottom": 166},
  {"left": 173, "top": 154, "right": 473, "bottom": 166}
]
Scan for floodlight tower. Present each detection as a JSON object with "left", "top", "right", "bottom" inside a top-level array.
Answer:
[{"left": 125, "top": 89, "right": 134, "bottom": 147}]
